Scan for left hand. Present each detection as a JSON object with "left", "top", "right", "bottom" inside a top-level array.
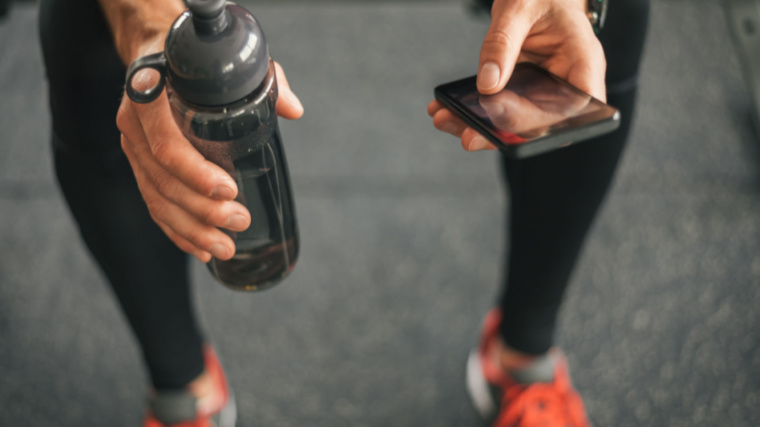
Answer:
[{"left": 429, "top": 0, "right": 605, "bottom": 152}]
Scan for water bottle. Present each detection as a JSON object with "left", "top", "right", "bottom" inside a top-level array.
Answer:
[{"left": 124, "top": 0, "right": 299, "bottom": 292}]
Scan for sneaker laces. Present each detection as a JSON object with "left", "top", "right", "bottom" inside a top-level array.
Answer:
[{"left": 494, "top": 381, "right": 587, "bottom": 427}]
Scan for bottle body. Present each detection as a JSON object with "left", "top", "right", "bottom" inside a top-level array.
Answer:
[{"left": 167, "top": 60, "right": 299, "bottom": 291}]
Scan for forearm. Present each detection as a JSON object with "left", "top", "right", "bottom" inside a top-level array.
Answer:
[{"left": 97, "top": 0, "right": 185, "bottom": 65}]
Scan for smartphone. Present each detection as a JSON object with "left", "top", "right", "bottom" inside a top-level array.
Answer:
[{"left": 434, "top": 62, "right": 620, "bottom": 158}]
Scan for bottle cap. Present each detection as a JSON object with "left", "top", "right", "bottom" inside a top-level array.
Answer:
[{"left": 164, "top": 0, "right": 270, "bottom": 106}]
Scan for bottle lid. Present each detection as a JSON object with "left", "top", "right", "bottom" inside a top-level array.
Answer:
[{"left": 164, "top": 0, "right": 270, "bottom": 106}]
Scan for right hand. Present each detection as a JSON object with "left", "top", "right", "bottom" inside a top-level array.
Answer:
[{"left": 117, "top": 57, "right": 304, "bottom": 263}]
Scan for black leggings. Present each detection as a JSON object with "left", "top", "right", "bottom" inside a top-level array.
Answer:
[
  {"left": 39, "top": 0, "right": 649, "bottom": 390},
  {"left": 39, "top": 0, "right": 204, "bottom": 390},
  {"left": 498, "top": 0, "right": 650, "bottom": 354}
]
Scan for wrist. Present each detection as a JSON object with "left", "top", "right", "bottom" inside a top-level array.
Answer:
[
  {"left": 118, "top": 30, "right": 167, "bottom": 66},
  {"left": 98, "top": 0, "right": 184, "bottom": 65}
]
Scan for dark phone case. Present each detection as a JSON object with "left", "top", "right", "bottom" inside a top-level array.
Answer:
[{"left": 434, "top": 64, "right": 621, "bottom": 158}]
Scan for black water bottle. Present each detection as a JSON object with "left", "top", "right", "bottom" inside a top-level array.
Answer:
[{"left": 125, "top": 0, "right": 299, "bottom": 291}]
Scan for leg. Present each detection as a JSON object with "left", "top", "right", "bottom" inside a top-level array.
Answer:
[
  {"left": 38, "top": 0, "right": 204, "bottom": 390},
  {"left": 52, "top": 141, "right": 206, "bottom": 389},
  {"left": 498, "top": 0, "right": 651, "bottom": 356},
  {"left": 465, "top": 1, "right": 651, "bottom": 425}
]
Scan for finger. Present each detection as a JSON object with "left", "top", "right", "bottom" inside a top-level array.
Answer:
[
  {"left": 150, "top": 196, "right": 236, "bottom": 261},
  {"left": 122, "top": 135, "right": 211, "bottom": 260},
  {"left": 144, "top": 185, "right": 236, "bottom": 261},
  {"left": 564, "top": 37, "right": 607, "bottom": 102},
  {"left": 118, "top": 96, "right": 239, "bottom": 201},
  {"left": 428, "top": 100, "right": 444, "bottom": 117},
  {"left": 274, "top": 61, "right": 304, "bottom": 120},
  {"left": 122, "top": 134, "right": 251, "bottom": 232},
  {"left": 462, "top": 127, "right": 497, "bottom": 152},
  {"left": 122, "top": 136, "right": 237, "bottom": 260},
  {"left": 478, "top": 1, "right": 534, "bottom": 94},
  {"left": 158, "top": 221, "right": 213, "bottom": 263},
  {"left": 432, "top": 109, "right": 468, "bottom": 137}
]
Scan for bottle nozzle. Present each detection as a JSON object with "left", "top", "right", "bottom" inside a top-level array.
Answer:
[{"left": 188, "top": 0, "right": 228, "bottom": 35}]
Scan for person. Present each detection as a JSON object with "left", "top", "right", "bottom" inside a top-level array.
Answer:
[
  {"left": 37, "top": 0, "right": 648, "bottom": 425},
  {"left": 428, "top": 0, "right": 649, "bottom": 425},
  {"left": 39, "top": 0, "right": 302, "bottom": 425}
]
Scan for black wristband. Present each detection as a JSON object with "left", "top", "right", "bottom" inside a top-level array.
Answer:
[{"left": 587, "top": 0, "right": 609, "bottom": 33}]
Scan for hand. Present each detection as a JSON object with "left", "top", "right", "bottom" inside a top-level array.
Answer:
[
  {"left": 429, "top": 0, "right": 605, "bottom": 151},
  {"left": 117, "top": 59, "right": 304, "bottom": 262}
]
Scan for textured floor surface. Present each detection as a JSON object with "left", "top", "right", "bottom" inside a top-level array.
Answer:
[{"left": 2, "top": 0, "right": 760, "bottom": 426}]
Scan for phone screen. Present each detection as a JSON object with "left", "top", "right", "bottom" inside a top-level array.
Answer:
[{"left": 435, "top": 63, "right": 619, "bottom": 157}]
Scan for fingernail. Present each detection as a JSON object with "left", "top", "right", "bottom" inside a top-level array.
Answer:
[
  {"left": 209, "top": 243, "right": 230, "bottom": 259},
  {"left": 478, "top": 62, "right": 501, "bottom": 91},
  {"left": 226, "top": 214, "right": 248, "bottom": 231},
  {"left": 469, "top": 135, "right": 490, "bottom": 151},
  {"left": 211, "top": 185, "right": 235, "bottom": 201}
]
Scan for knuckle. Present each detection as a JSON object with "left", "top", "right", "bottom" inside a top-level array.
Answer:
[
  {"left": 151, "top": 173, "right": 174, "bottom": 198},
  {"left": 115, "top": 104, "right": 130, "bottom": 133},
  {"left": 185, "top": 227, "right": 210, "bottom": 250},
  {"left": 145, "top": 198, "right": 168, "bottom": 222},
  {"left": 584, "top": 34, "right": 604, "bottom": 58},
  {"left": 200, "top": 204, "right": 223, "bottom": 226},
  {"left": 149, "top": 213, "right": 162, "bottom": 227},
  {"left": 595, "top": 44, "right": 607, "bottom": 72},
  {"left": 483, "top": 29, "right": 514, "bottom": 50},
  {"left": 150, "top": 139, "right": 174, "bottom": 168},
  {"left": 119, "top": 136, "right": 131, "bottom": 157}
]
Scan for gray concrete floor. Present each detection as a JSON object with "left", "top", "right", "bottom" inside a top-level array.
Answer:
[{"left": 2, "top": 0, "right": 760, "bottom": 426}]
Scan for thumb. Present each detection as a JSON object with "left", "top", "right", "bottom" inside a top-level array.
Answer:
[
  {"left": 274, "top": 61, "right": 304, "bottom": 120},
  {"left": 477, "top": 11, "right": 532, "bottom": 94}
]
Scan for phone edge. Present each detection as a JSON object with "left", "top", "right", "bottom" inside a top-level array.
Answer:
[{"left": 434, "top": 83, "right": 621, "bottom": 159}]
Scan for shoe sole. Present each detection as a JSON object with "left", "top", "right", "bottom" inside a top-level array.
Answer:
[
  {"left": 219, "top": 389, "right": 237, "bottom": 427},
  {"left": 466, "top": 350, "right": 497, "bottom": 423}
]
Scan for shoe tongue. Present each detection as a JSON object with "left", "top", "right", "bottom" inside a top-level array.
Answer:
[{"left": 509, "top": 352, "right": 556, "bottom": 384}]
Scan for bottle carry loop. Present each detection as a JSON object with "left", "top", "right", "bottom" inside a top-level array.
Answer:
[{"left": 125, "top": 52, "right": 167, "bottom": 104}]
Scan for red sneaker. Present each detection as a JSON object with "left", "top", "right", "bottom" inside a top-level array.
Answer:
[
  {"left": 466, "top": 309, "right": 590, "bottom": 427},
  {"left": 143, "top": 346, "right": 237, "bottom": 427}
]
